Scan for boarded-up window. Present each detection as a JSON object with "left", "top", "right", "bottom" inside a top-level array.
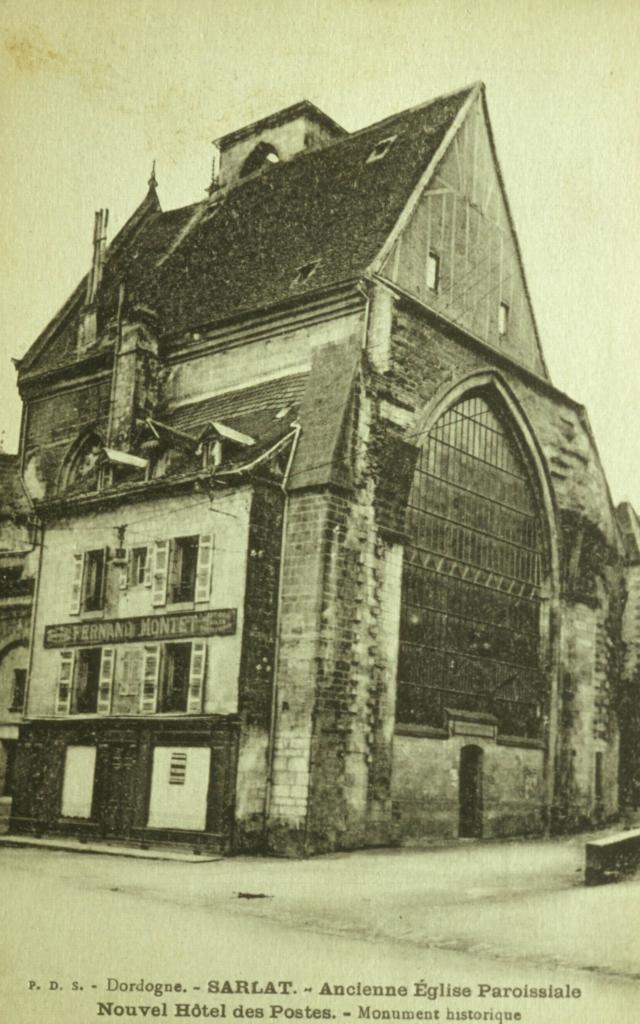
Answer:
[
  {"left": 60, "top": 746, "right": 96, "bottom": 818},
  {"left": 147, "top": 746, "right": 211, "bottom": 830}
]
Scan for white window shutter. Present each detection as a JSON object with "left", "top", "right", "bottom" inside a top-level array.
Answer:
[
  {"left": 195, "top": 534, "right": 214, "bottom": 604},
  {"left": 56, "top": 651, "right": 75, "bottom": 715},
  {"left": 70, "top": 553, "right": 84, "bottom": 615},
  {"left": 97, "top": 647, "right": 116, "bottom": 714},
  {"left": 152, "top": 540, "right": 170, "bottom": 606},
  {"left": 187, "top": 641, "right": 207, "bottom": 713},
  {"left": 140, "top": 644, "right": 160, "bottom": 713},
  {"left": 143, "top": 547, "right": 152, "bottom": 588}
]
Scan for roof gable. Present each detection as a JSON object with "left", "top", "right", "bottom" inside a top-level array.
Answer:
[
  {"left": 19, "top": 185, "right": 162, "bottom": 377},
  {"left": 376, "top": 87, "right": 548, "bottom": 378}
]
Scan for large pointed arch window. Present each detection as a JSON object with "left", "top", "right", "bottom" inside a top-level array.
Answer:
[{"left": 397, "top": 392, "right": 547, "bottom": 739}]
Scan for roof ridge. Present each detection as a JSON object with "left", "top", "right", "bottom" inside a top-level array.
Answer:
[
  {"left": 157, "top": 82, "right": 481, "bottom": 221},
  {"left": 343, "top": 81, "right": 482, "bottom": 142}
]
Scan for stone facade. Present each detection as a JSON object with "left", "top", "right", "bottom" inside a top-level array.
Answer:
[{"left": 6, "top": 83, "right": 634, "bottom": 854}]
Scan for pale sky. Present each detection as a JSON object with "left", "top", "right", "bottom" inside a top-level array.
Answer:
[{"left": 1, "top": 0, "right": 639, "bottom": 507}]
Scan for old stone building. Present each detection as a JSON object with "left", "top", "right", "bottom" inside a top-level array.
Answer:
[
  {"left": 9, "top": 83, "right": 629, "bottom": 854},
  {"left": 0, "top": 453, "right": 36, "bottom": 831}
]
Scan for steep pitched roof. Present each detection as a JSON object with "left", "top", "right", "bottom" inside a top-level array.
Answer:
[
  {"left": 21, "top": 85, "right": 476, "bottom": 373},
  {"left": 19, "top": 185, "right": 162, "bottom": 374}
]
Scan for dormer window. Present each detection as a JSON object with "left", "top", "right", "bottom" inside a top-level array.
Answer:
[
  {"left": 199, "top": 421, "right": 255, "bottom": 470},
  {"left": 366, "top": 135, "right": 397, "bottom": 163}
]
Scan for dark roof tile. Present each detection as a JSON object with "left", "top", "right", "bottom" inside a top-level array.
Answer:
[
  {"left": 22, "top": 86, "right": 473, "bottom": 372},
  {"left": 164, "top": 373, "right": 307, "bottom": 444}
]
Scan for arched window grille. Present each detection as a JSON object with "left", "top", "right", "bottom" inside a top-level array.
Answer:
[{"left": 397, "top": 392, "right": 546, "bottom": 739}]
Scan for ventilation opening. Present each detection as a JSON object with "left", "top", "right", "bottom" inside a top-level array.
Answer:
[
  {"left": 240, "top": 142, "right": 281, "bottom": 178},
  {"left": 292, "top": 260, "right": 320, "bottom": 286},
  {"left": 367, "top": 135, "right": 397, "bottom": 163}
]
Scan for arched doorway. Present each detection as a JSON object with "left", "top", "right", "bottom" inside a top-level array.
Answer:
[{"left": 459, "top": 745, "right": 483, "bottom": 837}]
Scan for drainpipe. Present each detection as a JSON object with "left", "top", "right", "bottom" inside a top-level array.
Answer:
[
  {"left": 15, "top": 513, "right": 44, "bottom": 734},
  {"left": 263, "top": 422, "right": 301, "bottom": 834}
]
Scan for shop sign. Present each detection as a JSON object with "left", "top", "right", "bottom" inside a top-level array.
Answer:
[{"left": 44, "top": 609, "right": 237, "bottom": 648}]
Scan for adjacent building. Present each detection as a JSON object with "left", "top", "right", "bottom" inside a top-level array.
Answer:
[
  {"left": 8, "top": 83, "right": 629, "bottom": 854},
  {"left": 0, "top": 453, "right": 36, "bottom": 831}
]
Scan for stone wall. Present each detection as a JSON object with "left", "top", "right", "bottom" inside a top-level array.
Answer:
[
  {"left": 392, "top": 734, "right": 545, "bottom": 841},
  {"left": 265, "top": 290, "right": 625, "bottom": 851},
  {"left": 380, "top": 297, "right": 624, "bottom": 836},
  {"left": 234, "top": 483, "right": 285, "bottom": 851}
]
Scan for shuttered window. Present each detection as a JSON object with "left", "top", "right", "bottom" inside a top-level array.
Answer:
[
  {"left": 152, "top": 541, "right": 170, "bottom": 607},
  {"left": 150, "top": 534, "right": 214, "bottom": 606},
  {"left": 140, "top": 644, "right": 161, "bottom": 713},
  {"left": 70, "top": 549, "right": 107, "bottom": 613},
  {"left": 56, "top": 651, "right": 75, "bottom": 715},
  {"left": 83, "top": 548, "right": 107, "bottom": 611},
  {"left": 97, "top": 647, "right": 116, "bottom": 714},
  {"left": 195, "top": 535, "right": 214, "bottom": 604},
  {"left": 169, "top": 536, "right": 199, "bottom": 603},
  {"left": 187, "top": 641, "right": 207, "bottom": 713},
  {"left": 69, "top": 554, "right": 84, "bottom": 615}
]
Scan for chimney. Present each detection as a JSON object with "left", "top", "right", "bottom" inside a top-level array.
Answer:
[
  {"left": 107, "top": 297, "right": 161, "bottom": 452},
  {"left": 78, "top": 208, "right": 109, "bottom": 354}
]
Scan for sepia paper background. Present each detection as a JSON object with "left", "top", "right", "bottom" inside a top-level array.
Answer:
[{"left": 0, "top": 1, "right": 638, "bottom": 1021}]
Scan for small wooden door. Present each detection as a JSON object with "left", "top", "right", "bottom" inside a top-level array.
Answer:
[{"left": 459, "top": 745, "right": 483, "bottom": 838}]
